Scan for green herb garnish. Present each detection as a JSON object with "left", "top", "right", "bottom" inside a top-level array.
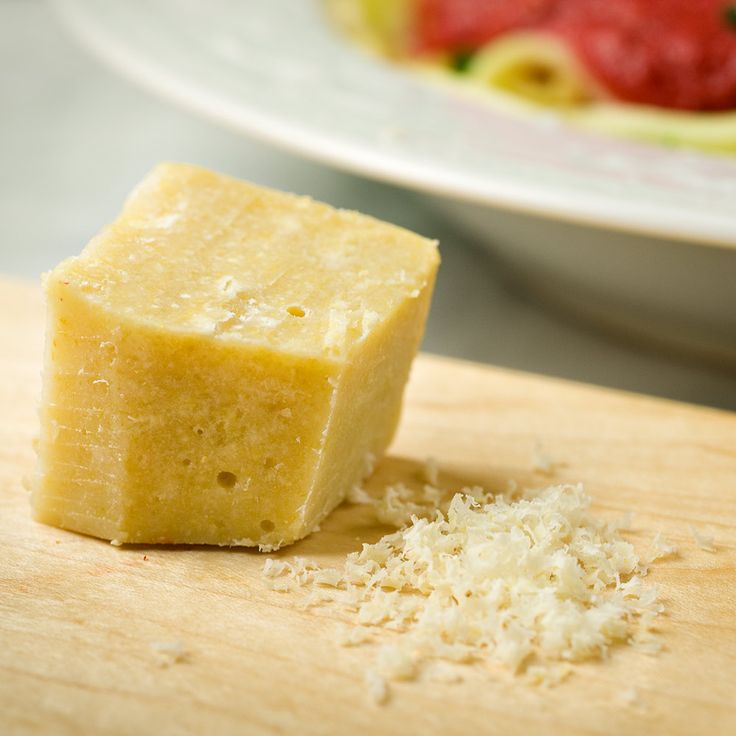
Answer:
[{"left": 449, "top": 49, "right": 476, "bottom": 73}]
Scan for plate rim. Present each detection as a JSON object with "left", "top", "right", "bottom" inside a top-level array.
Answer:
[{"left": 52, "top": 0, "right": 736, "bottom": 251}]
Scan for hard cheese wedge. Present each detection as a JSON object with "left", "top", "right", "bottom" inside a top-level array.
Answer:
[{"left": 33, "top": 163, "right": 439, "bottom": 549}]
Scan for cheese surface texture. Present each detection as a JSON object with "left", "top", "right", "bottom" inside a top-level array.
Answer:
[{"left": 33, "top": 163, "right": 439, "bottom": 548}]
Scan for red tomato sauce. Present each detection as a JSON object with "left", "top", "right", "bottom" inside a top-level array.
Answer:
[{"left": 412, "top": 0, "right": 736, "bottom": 111}]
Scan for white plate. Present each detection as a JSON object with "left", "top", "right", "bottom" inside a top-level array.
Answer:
[{"left": 54, "top": 0, "right": 736, "bottom": 247}]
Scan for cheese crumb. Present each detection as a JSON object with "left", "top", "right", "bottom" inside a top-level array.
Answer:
[
  {"left": 337, "top": 626, "right": 373, "bottom": 647},
  {"left": 531, "top": 441, "right": 555, "bottom": 474},
  {"left": 363, "top": 452, "right": 376, "bottom": 477},
  {"left": 423, "top": 456, "right": 440, "bottom": 486},
  {"left": 689, "top": 525, "right": 717, "bottom": 552},
  {"left": 364, "top": 669, "right": 389, "bottom": 704},
  {"left": 347, "top": 484, "right": 374, "bottom": 505},
  {"left": 425, "top": 662, "right": 463, "bottom": 684},
  {"left": 525, "top": 663, "right": 573, "bottom": 687},
  {"left": 373, "top": 481, "right": 450, "bottom": 527},
  {"left": 376, "top": 644, "right": 417, "bottom": 681},
  {"left": 150, "top": 640, "right": 189, "bottom": 667},
  {"left": 299, "top": 589, "right": 336, "bottom": 609},
  {"left": 620, "top": 687, "right": 639, "bottom": 707}
]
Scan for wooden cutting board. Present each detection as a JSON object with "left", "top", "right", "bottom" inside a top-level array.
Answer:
[{"left": 1, "top": 276, "right": 735, "bottom": 736}]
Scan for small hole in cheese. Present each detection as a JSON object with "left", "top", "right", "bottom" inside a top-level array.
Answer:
[
  {"left": 216, "top": 471, "right": 237, "bottom": 489},
  {"left": 260, "top": 520, "right": 275, "bottom": 532},
  {"left": 263, "top": 457, "right": 277, "bottom": 469},
  {"left": 181, "top": 458, "right": 191, "bottom": 467},
  {"left": 286, "top": 305, "right": 306, "bottom": 317}
]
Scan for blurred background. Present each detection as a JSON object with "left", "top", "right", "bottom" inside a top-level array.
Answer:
[{"left": 2, "top": 0, "right": 735, "bottom": 409}]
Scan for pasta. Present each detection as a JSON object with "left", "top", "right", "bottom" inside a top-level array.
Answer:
[{"left": 464, "top": 32, "right": 595, "bottom": 108}]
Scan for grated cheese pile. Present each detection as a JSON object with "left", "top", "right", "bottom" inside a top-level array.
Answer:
[{"left": 264, "top": 480, "right": 665, "bottom": 699}]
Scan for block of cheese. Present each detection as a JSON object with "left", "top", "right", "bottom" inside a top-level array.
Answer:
[{"left": 32, "top": 163, "right": 439, "bottom": 549}]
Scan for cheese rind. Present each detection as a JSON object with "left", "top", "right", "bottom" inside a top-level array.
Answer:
[{"left": 33, "top": 163, "right": 439, "bottom": 548}]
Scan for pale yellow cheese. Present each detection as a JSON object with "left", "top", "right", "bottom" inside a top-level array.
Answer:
[{"left": 33, "top": 163, "right": 439, "bottom": 549}]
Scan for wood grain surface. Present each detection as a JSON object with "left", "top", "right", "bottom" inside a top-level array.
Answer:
[{"left": 1, "top": 277, "right": 735, "bottom": 736}]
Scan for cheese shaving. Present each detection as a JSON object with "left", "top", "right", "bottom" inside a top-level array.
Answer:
[
  {"left": 643, "top": 531, "right": 678, "bottom": 564},
  {"left": 620, "top": 687, "right": 639, "bottom": 707},
  {"left": 425, "top": 661, "right": 463, "bottom": 684},
  {"left": 374, "top": 481, "right": 446, "bottom": 527},
  {"left": 376, "top": 644, "right": 417, "bottom": 681},
  {"left": 347, "top": 484, "right": 374, "bottom": 505},
  {"left": 423, "top": 456, "right": 440, "bottom": 486},
  {"left": 531, "top": 441, "right": 556, "bottom": 474},
  {"left": 337, "top": 625, "right": 373, "bottom": 646},
  {"left": 525, "top": 662, "right": 573, "bottom": 687},
  {"left": 364, "top": 669, "right": 389, "bottom": 704},
  {"left": 149, "top": 640, "right": 189, "bottom": 667},
  {"left": 689, "top": 525, "right": 717, "bottom": 552}
]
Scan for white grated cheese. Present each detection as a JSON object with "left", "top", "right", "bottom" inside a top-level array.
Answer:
[
  {"left": 346, "top": 484, "right": 374, "bottom": 505},
  {"left": 337, "top": 626, "right": 373, "bottom": 647},
  {"left": 425, "top": 661, "right": 463, "bottom": 684},
  {"left": 262, "top": 481, "right": 665, "bottom": 703},
  {"left": 531, "top": 441, "right": 556, "bottom": 474},
  {"left": 423, "top": 456, "right": 440, "bottom": 486},
  {"left": 363, "top": 452, "right": 377, "bottom": 477},
  {"left": 149, "top": 640, "right": 189, "bottom": 667},
  {"left": 689, "top": 525, "right": 717, "bottom": 552},
  {"left": 313, "top": 568, "right": 344, "bottom": 587},
  {"left": 346, "top": 452, "right": 378, "bottom": 505},
  {"left": 373, "top": 481, "right": 447, "bottom": 527},
  {"left": 263, "top": 556, "right": 319, "bottom": 589},
  {"left": 299, "top": 589, "right": 336, "bottom": 609},
  {"left": 364, "top": 669, "right": 389, "bottom": 704},
  {"left": 643, "top": 531, "right": 678, "bottom": 564},
  {"left": 376, "top": 644, "right": 417, "bottom": 681},
  {"left": 620, "top": 687, "right": 639, "bottom": 707},
  {"left": 525, "top": 662, "right": 573, "bottom": 687}
]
